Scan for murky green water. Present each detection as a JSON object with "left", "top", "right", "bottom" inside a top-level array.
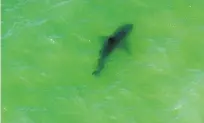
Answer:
[{"left": 2, "top": 0, "right": 204, "bottom": 123}]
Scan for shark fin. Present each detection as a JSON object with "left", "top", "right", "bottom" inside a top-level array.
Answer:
[
  {"left": 99, "top": 36, "right": 108, "bottom": 42},
  {"left": 117, "top": 41, "right": 131, "bottom": 54}
]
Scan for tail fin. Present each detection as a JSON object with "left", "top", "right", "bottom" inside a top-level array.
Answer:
[
  {"left": 92, "top": 59, "right": 105, "bottom": 76},
  {"left": 92, "top": 70, "right": 100, "bottom": 76}
]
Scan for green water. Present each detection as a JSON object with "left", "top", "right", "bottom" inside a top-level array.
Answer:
[{"left": 2, "top": 0, "right": 204, "bottom": 123}]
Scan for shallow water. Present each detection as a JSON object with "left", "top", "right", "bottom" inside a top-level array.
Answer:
[{"left": 2, "top": 0, "right": 204, "bottom": 123}]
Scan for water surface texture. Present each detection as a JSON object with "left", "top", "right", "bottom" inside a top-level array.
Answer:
[{"left": 2, "top": 0, "right": 204, "bottom": 123}]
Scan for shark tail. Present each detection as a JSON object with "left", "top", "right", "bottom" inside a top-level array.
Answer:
[
  {"left": 92, "top": 58, "right": 105, "bottom": 76},
  {"left": 92, "top": 70, "right": 101, "bottom": 76}
]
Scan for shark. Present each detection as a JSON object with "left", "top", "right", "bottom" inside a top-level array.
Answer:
[{"left": 92, "top": 24, "right": 133, "bottom": 76}]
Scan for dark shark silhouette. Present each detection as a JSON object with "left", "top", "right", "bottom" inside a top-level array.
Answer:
[{"left": 92, "top": 24, "right": 133, "bottom": 76}]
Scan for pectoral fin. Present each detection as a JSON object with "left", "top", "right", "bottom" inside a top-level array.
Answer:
[
  {"left": 99, "top": 36, "right": 108, "bottom": 41},
  {"left": 117, "top": 41, "right": 131, "bottom": 54}
]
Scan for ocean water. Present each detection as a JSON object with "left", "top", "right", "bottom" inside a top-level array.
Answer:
[{"left": 2, "top": 0, "right": 204, "bottom": 123}]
